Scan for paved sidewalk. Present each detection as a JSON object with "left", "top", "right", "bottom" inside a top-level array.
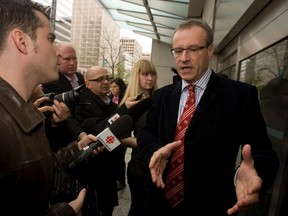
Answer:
[{"left": 113, "top": 148, "right": 132, "bottom": 216}]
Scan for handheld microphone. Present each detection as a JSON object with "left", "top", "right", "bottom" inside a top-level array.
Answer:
[
  {"left": 107, "top": 96, "right": 152, "bottom": 125},
  {"left": 108, "top": 97, "right": 152, "bottom": 124},
  {"left": 69, "top": 114, "right": 134, "bottom": 169},
  {"left": 120, "top": 97, "right": 152, "bottom": 121}
]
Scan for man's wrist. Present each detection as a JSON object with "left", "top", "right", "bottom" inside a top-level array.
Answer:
[{"left": 77, "top": 132, "right": 87, "bottom": 142}]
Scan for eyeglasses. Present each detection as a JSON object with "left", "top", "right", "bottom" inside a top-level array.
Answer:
[
  {"left": 171, "top": 45, "right": 208, "bottom": 57},
  {"left": 88, "top": 76, "right": 111, "bottom": 83}
]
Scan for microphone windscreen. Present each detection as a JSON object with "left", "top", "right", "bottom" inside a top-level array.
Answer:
[
  {"left": 122, "top": 97, "right": 152, "bottom": 121},
  {"left": 109, "top": 114, "right": 134, "bottom": 139}
]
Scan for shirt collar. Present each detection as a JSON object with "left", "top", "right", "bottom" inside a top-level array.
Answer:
[
  {"left": 181, "top": 68, "right": 212, "bottom": 92},
  {"left": 64, "top": 73, "right": 78, "bottom": 82}
]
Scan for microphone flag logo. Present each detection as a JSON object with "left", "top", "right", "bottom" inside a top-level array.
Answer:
[
  {"left": 97, "top": 127, "right": 121, "bottom": 151},
  {"left": 105, "top": 135, "right": 115, "bottom": 144}
]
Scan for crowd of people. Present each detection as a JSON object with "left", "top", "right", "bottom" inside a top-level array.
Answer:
[{"left": 0, "top": 1, "right": 280, "bottom": 216}]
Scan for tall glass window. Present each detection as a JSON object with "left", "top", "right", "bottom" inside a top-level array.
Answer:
[{"left": 239, "top": 38, "right": 288, "bottom": 216}]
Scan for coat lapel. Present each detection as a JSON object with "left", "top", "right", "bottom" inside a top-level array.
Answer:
[
  {"left": 190, "top": 72, "right": 222, "bottom": 126},
  {"left": 166, "top": 81, "right": 182, "bottom": 140}
]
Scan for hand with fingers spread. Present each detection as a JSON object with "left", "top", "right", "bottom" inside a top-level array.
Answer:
[
  {"left": 227, "top": 144, "right": 262, "bottom": 215},
  {"left": 149, "top": 140, "right": 182, "bottom": 188}
]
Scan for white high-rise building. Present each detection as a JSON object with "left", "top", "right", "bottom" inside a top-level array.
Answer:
[
  {"left": 34, "top": 0, "right": 121, "bottom": 74},
  {"left": 141, "top": 52, "right": 151, "bottom": 60},
  {"left": 120, "top": 38, "right": 143, "bottom": 67},
  {"left": 71, "top": 0, "right": 120, "bottom": 73}
]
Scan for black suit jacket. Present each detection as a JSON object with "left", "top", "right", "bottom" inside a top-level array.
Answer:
[
  {"left": 42, "top": 72, "right": 86, "bottom": 151},
  {"left": 42, "top": 72, "right": 85, "bottom": 94},
  {"left": 137, "top": 71, "right": 279, "bottom": 215}
]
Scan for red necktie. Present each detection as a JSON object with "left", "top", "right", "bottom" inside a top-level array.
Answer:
[{"left": 164, "top": 84, "right": 196, "bottom": 207}]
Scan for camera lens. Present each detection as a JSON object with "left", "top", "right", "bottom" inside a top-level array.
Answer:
[
  {"left": 39, "top": 92, "right": 55, "bottom": 107},
  {"left": 53, "top": 85, "right": 85, "bottom": 110},
  {"left": 64, "top": 91, "right": 79, "bottom": 108}
]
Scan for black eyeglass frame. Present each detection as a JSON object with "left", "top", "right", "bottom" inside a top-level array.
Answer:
[
  {"left": 171, "top": 45, "right": 208, "bottom": 57},
  {"left": 88, "top": 76, "right": 111, "bottom": 83}
]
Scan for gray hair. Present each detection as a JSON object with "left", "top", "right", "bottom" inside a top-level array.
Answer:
[{"left": 173, "top": 18, "right": 214, "bottom": 46}]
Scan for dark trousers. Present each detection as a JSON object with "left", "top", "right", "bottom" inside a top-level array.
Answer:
[
  {"left": 127, "top": 153, "right": 151, "bottom": 216},
  {"left": 116, "top": 146, "right": 127, "bottom": 186}
]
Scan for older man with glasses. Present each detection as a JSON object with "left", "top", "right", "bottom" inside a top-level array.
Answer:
[
  {"left": 67, "top": 65, "right": 121, "bottom": 216},
  {"left": 136, "top": 18, "right": 279, "bottom": 216}
]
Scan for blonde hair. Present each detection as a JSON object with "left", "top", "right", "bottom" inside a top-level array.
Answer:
[{"left": 119, "top": 59, "right": 158, "bottom": 106}]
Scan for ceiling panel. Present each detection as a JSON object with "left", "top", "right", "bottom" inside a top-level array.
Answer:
[
  {"left": 98, "top": 0, "right": 271, "bottom": 51},
  {"left": 98, "top": 0, "right": 190, "bottom": 44},
  {"left": 148, "top": 1, "right": 189, "bottom": 17}
]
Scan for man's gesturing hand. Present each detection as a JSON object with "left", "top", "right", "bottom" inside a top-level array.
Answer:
[
  {"left": 149, "top": 140, "right": 182, "bottom": 188},
  {"left": 227, "top": 144, "right": 262, "bottom": 215}
]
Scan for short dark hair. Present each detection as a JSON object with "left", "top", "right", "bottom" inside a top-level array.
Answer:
[
  {"left": 0, "top": 0, "right": 51, "bottom": 52},
  {"left": 173, "top": 18, "right": 214, "bottom": 46}
]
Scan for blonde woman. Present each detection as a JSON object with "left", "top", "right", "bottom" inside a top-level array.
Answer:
[
  {"left": 119, "top": 59, "right": 158, "bottom": 216},
  {"left": 119, "top": 60, "right": 158, "bottom": 106}
]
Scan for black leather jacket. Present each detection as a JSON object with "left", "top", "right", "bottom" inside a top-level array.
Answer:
[{"left": 0, "top": 78, "right": 77, "bottom": 216}]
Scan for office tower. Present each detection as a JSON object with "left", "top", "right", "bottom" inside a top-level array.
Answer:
[
  {"left": 71, "top": 0, "right": 120, "bottom": 73},
  {"left": 120, "top": 37, "right": 143, "bottom": 66},
  {"left": 33, "top": 0, "right": 73, "bottom": 42}
]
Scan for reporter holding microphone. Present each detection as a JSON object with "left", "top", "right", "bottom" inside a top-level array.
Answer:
[{"left": 64, "top": 66, "right": 122, "bottom": 216}]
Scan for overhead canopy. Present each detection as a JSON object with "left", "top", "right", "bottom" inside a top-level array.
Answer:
[
  {"left": 98, "top": 0, "right": 272, "bottom": 52},
  {"left": 98, "top": 0, "right": 204, "bottom": 45}
]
